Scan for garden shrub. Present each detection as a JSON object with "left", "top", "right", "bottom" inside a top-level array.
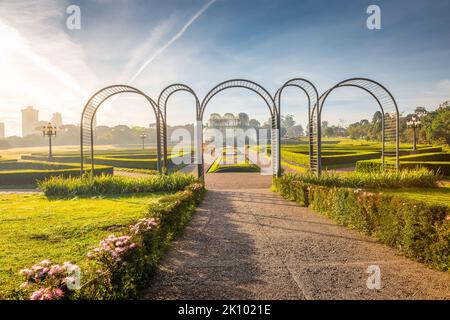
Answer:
[
  {"left": 357, "top": 158, "right": 450, "bottom": 176},
  {"left": 38, "top": 172, "right": 197, "bottom": 196},
  {"left": 273, "top": 177, "right": 450, "bottom": 271},
  {"left": 0, "top": 165, "right": 112, "bottom": 186},
  {"left": 17, "top": 182, "right": 205, "bottom": 300},
  {"left": 279, "top": 169, "right": 440, "bottom": 189}
]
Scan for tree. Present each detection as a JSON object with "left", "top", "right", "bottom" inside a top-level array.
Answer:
[
  {"left": 421, "top": 104, "right": 450, "bottom": 145},
  {"left": 281, "top": 114, "right": 296, "bottom": 129},
  {"left": 248, "top": 119, "right": 260, "bottom": 128},
  {"left": 238, "top": 113, "right": 250, "bottom": 127},
  {"left": 286, "top": 125, "right": 304, "bottom": 138}
]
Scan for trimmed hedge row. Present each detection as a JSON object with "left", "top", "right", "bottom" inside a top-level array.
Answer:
[
  {"left": 399, "top": 152, "right": 450, "bottom": 162},
  {"left": 22, "top": 153, "right": 190, "bottom": 170},
  {"left": 273, "top": 178, "right": 450, "bottom": 271},
  {"left": 0, "top": 166, "right": 113, "bottom": 186},
  {"left": 80, "top": 183, "right": 205, "bottom": 299},
  {"left": 356, "top": 158, "right": 450, "bottom": 176},
  {"left": 15, "top": 183, "right": 205, "bottom": 300},
  {"left": 0, "top": 160, "right": 74, "bottom": 171},
  {"left": 38, "top": 172, "right": 197, "bottom": 196},
  {"left": 281, "top": 150, "right": 380, "bottom": 166}
]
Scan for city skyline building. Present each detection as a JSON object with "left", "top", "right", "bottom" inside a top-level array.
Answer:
[
  {"left": 21, "top": 106, "right": 39, "bottom": 137},
  {"left": 0, "top": 122, "right": 5, "bottom": 139}
]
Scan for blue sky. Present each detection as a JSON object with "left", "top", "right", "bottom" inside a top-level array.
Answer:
[{"left": 0, "top": 0, "right": 449, "bottom": 136}]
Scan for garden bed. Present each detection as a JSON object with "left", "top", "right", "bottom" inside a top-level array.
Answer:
[
  {"left": 0, "top": 175, "right": 205, "bottom": 299},
  {"left": 273, "top": 172, "right": 449, "bottom": 272}
]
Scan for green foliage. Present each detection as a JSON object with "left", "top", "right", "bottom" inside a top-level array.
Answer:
[
  {"left": 0, "top": 192, "right": 164, "bottom": 299},
  {"left": 78, "top": 183, "right": 206, "bottom": 299},
  {"left": 356, "top": 152, "right": 450, "bottom": 176},
  {"left": 38, "top": 173, "right": 197, "bottom": 197},
  {"left": 207, "top": 152, "right": 260, "bottom": 173},
  {"left": 273, "top": 178, "right": 450, "bottom": 271},
  {"left": 1, "top": 182, "right": 205, "bottom": 299},
  {"left": 420, "top": 104, "right": 450, "bottom": 146},
  {"left": 0, "top": 161, "right": 112, "bottom": 186},
  {"left": 281, "top": 168, "right": 439, "bottom": 189}
]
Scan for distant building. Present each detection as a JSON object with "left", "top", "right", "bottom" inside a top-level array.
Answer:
[
  {"left": 50, "top": 112, "right": 63, "bottom": 128},
  {"left": 207, "top": 113, "right": 241, "bottom": 128},
  {"left": 21, "top": 106, "right": 39, "bottom": 137},
  {"left": 0, "top": 122, "right": 4, "bottom": 139}
]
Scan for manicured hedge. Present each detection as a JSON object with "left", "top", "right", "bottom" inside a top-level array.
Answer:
[
  {"left": 281, "top": 150, "right": 380, "bottom": 167},
  {"left": 38, "top": 172, "right": 197, "bottom": 196},
  {"left": 399, "top": 152, "right": 450, "bottom": 162},
  {"left": 0, "top": 166, "right": 113, "bottom": 186},
  {"left": 21, "top": 153, "right": 189, "bottom": 170},
  {"left": 0, "top": 160, "right": 74, "bottom": 171},
  {"left": 17, "top": 183, "right": 206, "bottom": 300},
  {"left": 273, "top": 177, "right": 450, "bottom": 271},
  {"left": 357, "top": 158, "right": 450, "bottom": 176}
]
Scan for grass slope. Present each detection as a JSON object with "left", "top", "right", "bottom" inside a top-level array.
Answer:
[{"left": 0, "top": 192, "right": 166, "bottom": 298}]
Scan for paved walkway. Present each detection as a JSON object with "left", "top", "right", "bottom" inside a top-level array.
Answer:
[{"left": 142, "top": 174, "right": 450, "bottom": 300}]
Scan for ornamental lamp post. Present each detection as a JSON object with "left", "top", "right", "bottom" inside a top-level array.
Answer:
[
  {"left": 140, "top": 133, "right": 147, "bottom": 150},
  {"left": 406, "top": 115, "right": 421, "bottom": 151},
  {"left": 42, "top": 122, "right": 57, "bottom": 160}
]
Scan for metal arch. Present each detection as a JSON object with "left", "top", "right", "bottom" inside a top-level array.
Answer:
[
  {"left": 274, "top": 78, "right": 320, "bottom": 174},
  {"left": 198, "top": 79, "right": 280, "bottom": 177},
  {"left": 199, "top": 79, "right": 277, "bottom": 120},
  {"left": 80, "top": 84, "right": 162, "bottom": 175},
  {"left": 157, "top": 84, "right": 200, "bottom": 172},
  {"left": 316, "top": 78, "right": 400, "bottom": 175}
]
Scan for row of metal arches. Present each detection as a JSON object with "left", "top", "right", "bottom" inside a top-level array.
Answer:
[{"left": 80, "top": 78, "right": 399, "bottom": 177}]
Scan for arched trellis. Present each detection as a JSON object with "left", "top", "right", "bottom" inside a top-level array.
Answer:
[
  {"left": 199, "top": 79, "right": 280, "bottom": 178},
  {"left": 316, "top": 78, "right": 399, "bottom": 175},
  {"left": 274, "top": 78, "right": 320, "bottom": 174},
  {"left": 158, "top": 84, "right": 200, "bottom": 176},
  {"left": 80, "top": 85, "right": 162, "bottom": 175}
]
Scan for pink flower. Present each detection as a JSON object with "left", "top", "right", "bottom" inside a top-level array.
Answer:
[
  {"left": 30, "top": 288, "right": 53, "bottom": 300},
  {"left": 40, "top": 260, "right": 51, "bottom": 266},
  {"left": 53, "top": 288, "right": 64, "bottom": 298},
  {"left": 19, "top": 269, "right": 32, "bottom": 276}
]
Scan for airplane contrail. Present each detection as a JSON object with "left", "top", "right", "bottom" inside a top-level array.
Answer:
[{"left": 127, "top": 0, "right": 217, "bottom": 85}]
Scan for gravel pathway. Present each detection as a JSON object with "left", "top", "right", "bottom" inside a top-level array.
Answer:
[{"left": 142, "top": 178, "right": 450, "bottom": 300}]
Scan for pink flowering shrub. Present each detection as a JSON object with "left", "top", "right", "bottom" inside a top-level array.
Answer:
[
  {"left": 87, "top": 235, "right": 139, "bottom": 266},
  {"left": 19, "top": 260, "right": 79, "bottom": 300},
  {"left": 15, "top": 182, "right": 205, "bottom": 300},
  {"left": 129, "top": 217, "right": 158, "bottom": 235}
]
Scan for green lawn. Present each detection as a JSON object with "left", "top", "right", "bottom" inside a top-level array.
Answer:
[
  {"left": 384, "top": 185, "right": 450, "bottom": 206},
  {"left": 0, "top": 192, "right": 166, "bottom": 298},
  {"left": 208, "top": 152, "right": 260, "bottom": 173}
]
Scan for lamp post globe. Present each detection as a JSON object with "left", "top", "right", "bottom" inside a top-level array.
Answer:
[
  {"left": 42, "top": 122, "right": 57, "bottom": 160},
  {"left": 140, "top": 133, "right": 147, "bottom": 150}
]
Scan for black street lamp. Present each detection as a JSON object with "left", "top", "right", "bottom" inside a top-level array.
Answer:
[
  {"left": 140, "top": 133, "right": 147, "bottom": 150},
  {"left": 406, "top": 115, "right": 421, "bottom": 151},
  {"left": 42, "top": 122, "right": 57, "bottom": 160}
]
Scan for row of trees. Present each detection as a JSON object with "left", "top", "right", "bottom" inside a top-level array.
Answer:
[
  {"left": 341, "top": 103, "right": 449, "bottom": 145},
  {"left": 0, "top": 103, "right": 448, "bottom": 148}
]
